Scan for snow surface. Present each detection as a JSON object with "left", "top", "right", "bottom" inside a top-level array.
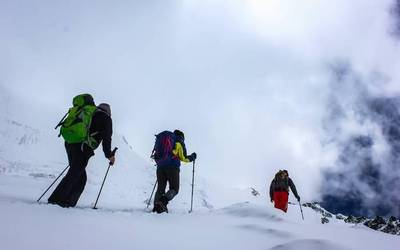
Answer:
[
  {"left": 1, "top": 173, "right": 399, "bottom": 250},
  {"left": 0, "top": 99, "right": 399, "bottom": 250}
]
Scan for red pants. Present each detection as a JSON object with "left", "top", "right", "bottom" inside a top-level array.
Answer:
[{"left": 273, "top": 191, "right": 289, "bottom": 212}]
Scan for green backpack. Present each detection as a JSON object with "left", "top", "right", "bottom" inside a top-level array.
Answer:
[{"left": 55, "top": 94, "right": 98, "bottom": 148}]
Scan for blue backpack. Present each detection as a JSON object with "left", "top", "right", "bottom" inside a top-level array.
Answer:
[{"left": 152, "top": 131, "right": 180, "bottom": 167}]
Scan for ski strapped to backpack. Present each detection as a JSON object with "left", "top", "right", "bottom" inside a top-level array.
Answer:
[
  {"left": 55, "top": 94, "right": 98, "bottom": 149},
  {"left": 151, "top": 131, "right": 179, "bottom": 167}
]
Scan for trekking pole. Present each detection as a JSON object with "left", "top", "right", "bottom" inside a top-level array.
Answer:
[
  {"left": 146, "top": 180, "right": 157, "bottom": 209},
  {"left": 37, "top": 165, "right": 69, "bottom": 202},
  {"left": 299, "top": 200, "right": 304, "bottom": 220},
  {"left": 189, "top": 160, "right": 195, "bottom": 213},
  {"left": 93, "top": 147, "right": 118, "bottom": 209}
]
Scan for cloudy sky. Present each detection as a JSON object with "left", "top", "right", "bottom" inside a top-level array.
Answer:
[{"left": 1, "top": 0, "right": 400, "bottom": 202}]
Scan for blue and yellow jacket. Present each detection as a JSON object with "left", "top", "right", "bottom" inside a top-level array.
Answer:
[
  {"left": 157, "top": 140, "right": 190, "bottom": 168},
  {"left": 173, "top": 142, "right": 191, "bottom": 164}
]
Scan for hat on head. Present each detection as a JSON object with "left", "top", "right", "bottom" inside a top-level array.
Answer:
[
  {"left": 173, "top": 129, "right": 185, "bottom": 141},
  {"left": 98, "top": 103, "right": 111, "bottom": 117}
]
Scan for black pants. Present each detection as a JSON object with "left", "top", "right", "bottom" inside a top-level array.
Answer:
[
  {"left": 48, "top": 143, "right": 93, "bottom": 207},
  {"left": 154, "top": 167, "right": 180, "bottom": 205}
]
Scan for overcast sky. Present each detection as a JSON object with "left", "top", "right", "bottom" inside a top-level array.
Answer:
[{"left": 1, "top": 0, "right": 400, "bottom": 200}]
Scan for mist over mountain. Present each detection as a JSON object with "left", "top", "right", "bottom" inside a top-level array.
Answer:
[
  {"left": 391, "top": 0, "right": 400, "bottom": 37},
  {"left": 321, "top": 63, "right": 400, "bottom": 217},
  {"left": 2, "top": 1, "right": 400, "bottom": 249}
]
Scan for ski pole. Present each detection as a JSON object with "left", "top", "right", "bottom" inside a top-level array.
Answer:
[
  {"left": 146, "top": 180, "right": 157, "bottom": 208},
  {"left": 189, "top": 160, "right": 195, "bottom": 213},
  {"left": 299, "top": 200, "right": 304, "bottom": 220},
  {"left": 93, "top": 147, "right": 118, "bottom": 209},
  {"left": 37, "top": 165, "right": 70, "bottom": 202}
]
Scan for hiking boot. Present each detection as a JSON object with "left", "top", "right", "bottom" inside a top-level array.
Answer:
[
  {"left": 162, "top": 203, "right": 168, "bottom": 213},
  {"left": 152, "top": 203, "right": 161, "bottom": 213},
  {"left": 48, "top": 199, "right": 71, "bottom": 208},
  {"left": 160, "top": 196, "right": 169, "bottom": 205},
  {"left": 154, "top": 201, "right": 168, "bottom": 214}
]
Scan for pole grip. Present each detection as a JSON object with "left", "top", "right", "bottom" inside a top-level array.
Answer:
[{"left": 109, "top": 147, "right": 118, "bottom": 165}]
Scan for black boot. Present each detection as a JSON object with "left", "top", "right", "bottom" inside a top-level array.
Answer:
[
  {"left": 161, "top": 196, "right": 169, "bottom": 213},
  {"left": 153, "top": 201, "right": 168, "bottom": 214},
  {"left": 153, "top": 195, "right": 169, "bottom": 214},
  {"left": 152, "top": 203, "right": 161, "bottom": 213}
]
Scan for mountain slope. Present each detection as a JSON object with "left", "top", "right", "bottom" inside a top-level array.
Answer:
[
  {"left": 1, "top": 92, "right": 399, "bottom": 250},
  {"left": 0, "top": 98, "right": 210, "bottom": 210},
  {"left": 0, "top": 185, "right": 399, "bottom": 250}
]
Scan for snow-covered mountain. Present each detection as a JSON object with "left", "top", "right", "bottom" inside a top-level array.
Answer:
[
  {"left": 1, "top": 181, "right": 399, "bottom": 250},
  {"left": 0, "top": 89, "right": 211, "bottom": 210},
  {"left": 1, "top": 92, "right": 399, "bottom": 250}
]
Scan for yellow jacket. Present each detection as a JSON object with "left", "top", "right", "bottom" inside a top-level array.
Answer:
[{"left": 172, "top": 142, "right": 190, "bottom": 163}]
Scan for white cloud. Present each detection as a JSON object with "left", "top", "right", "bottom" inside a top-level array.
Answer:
[{"left": 1, "top": 0, "right": 399, "bottom": 202}]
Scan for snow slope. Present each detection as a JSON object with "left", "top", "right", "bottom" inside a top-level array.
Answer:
[
  {"left": 0, "top": 113, "right": 211, "bottom": 210},
  {"left": 1, "top": 93, "right": 399, "bottom": 250},
  {"left": 1, "top": 177, "right": 399, "bottom": 250},
  {"left": 0, "top": 88, "right": 210, "bottom": 210},
  {"left": 1, "top": 134, "right": 399, "bottom": 250}
]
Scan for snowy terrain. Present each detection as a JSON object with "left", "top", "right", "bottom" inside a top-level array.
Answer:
[
  {"left": 1, "top": 111, "right": 399, "bottom": 250},
  {"left": 1, "top": 0, "right": 400, "bottom": 249},
  {"left": 1, "top": 174, "right": 399, "bottom": 250}
]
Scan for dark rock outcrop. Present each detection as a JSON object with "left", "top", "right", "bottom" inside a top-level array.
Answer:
[{"left": 304, "top": 202, "right": 400, "bottom": 236}]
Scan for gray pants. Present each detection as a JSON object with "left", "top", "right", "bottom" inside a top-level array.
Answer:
[{"left": 154, "top": 167, "right": 180, "bottom": 204}]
